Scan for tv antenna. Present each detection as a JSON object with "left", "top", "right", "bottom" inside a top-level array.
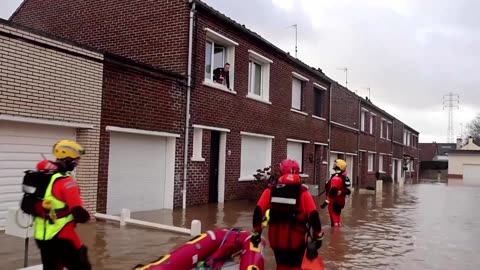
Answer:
[
  {"left": 287, "top": 24, "right": 298, "bottom": 58},
  {"left": 337, "top": 67, "right": 348, "bottom": 88}
]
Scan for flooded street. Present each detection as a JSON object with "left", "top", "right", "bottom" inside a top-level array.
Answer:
[{"left": 2, "top": 182, "right": 480, "bottom": 270}]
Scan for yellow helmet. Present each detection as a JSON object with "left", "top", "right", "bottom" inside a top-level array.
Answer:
[
  {"left": 334, "top": 159, "right": 347, "bottom": 171},
  {"left": 52, "top": 140, "right": 85, "bottom": 160}
]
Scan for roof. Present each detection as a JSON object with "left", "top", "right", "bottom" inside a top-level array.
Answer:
[
  {"left": 192, "top": 0, "right": 420, "bottom": 135},
  {"left": 448, "top": 150, "right": 480, "bottom": 155}
]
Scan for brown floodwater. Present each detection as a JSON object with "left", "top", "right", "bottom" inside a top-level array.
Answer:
[{"left": 2, "top": 181, "right": 480, "bottom": 270}]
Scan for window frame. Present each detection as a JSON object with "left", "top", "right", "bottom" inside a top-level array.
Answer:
[
  {"left": 246, "top": 50, "right": 272, "bottom": 104},
  {"left": 238, "top": 132, "right": 274, "bottom": 181},
  {"left": 361, "top": 108, "right": 368, "bottom": 132},
  {"left": 287, "top": 139, "right": 309, "bottom": 174},
  {"left": 368, "top": 153, "right": 375, "bottom": 172},
  {"left": 291, "top": 72, "right": 309, "bottom": 112},
  {"left": 313, "top": 83, "right": 327, "bottom": 119},
  {"left": 203, "top": 28, "right": 239, "bottom": 93}
]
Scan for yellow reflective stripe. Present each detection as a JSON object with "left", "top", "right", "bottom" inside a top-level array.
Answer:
[
  {"left": 135, "top": 254, "right": 171, "bottom": 270},
  {"left": 186, "top": 233, "right": 207, "bottom": 244}
]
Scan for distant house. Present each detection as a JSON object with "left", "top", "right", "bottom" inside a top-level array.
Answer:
[
  {"left": 419, "top": 142, "right": 455, "bottom": 180},
  {"left": 447, "top": 137, "right": 480, "bottom": 183}
]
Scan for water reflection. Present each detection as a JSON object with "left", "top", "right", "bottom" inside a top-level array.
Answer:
[{"left": 2, "top": 182, "right": 480, "bottom": 269}]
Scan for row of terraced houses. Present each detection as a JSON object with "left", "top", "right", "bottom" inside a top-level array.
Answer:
[{"left": 0, "top": 0, "right": 419, "bottom": 228}]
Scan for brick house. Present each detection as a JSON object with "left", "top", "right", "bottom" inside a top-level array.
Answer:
[
  {"left": 10, "top": 0, "right": 420, "bottom": 211},
  {"left": 0, "top": 19, "right": 103, "bottom": 228}
]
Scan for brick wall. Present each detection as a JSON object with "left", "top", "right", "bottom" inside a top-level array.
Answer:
[
  {"left": 186, "top": 11, "right": 332, "bottom": 203},
  {"left": 0, "top": 22, "right": 103, "bottom": 212},
  {"left": 11, "top": 0, "right": 190, "bottom": 75},
  {"left": 97, "top": 58, "right": 186, "bottom": 211}
]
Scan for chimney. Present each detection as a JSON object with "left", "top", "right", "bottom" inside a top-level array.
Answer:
[
  {"left": 456, "top": 138, "right": 462, "bottom": 149},
  {"left": 468, "top": 136, "right": 474, "bottom": 145}
]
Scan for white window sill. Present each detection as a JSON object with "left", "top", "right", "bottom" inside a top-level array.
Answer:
[
  {"left": 379, "top": 171, "right": 386, "bottom": 173},
  {"left": 300, "top": 174, "right": 309, "bottom": 178},
  {"left": 238, "top": 176, "right": 254, "bottom": 182},
  {"left": 312, "top": 115, "right": 327, "bottom": 121},
  {"left": 246, "top": 94, "right": 271, "bottom": 105},
  {"left": 191, "top": 156, "right": 205, "bottom": 162},
  {"left": 203, "top": 80, "right": 237, "bottom": 95},
  {"left": 322, "top": 161, "right": 328, "bottom": 165},
  {"left": 291, "top": 108, "right": 308, "bottom": 116}
]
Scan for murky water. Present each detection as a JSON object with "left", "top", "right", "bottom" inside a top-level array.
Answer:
[{"left": 2, "top": 181, "right": 480, "bottom": 269}]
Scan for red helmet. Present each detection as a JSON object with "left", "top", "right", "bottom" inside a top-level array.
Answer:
[{"left": 280, "top": 159, "right": 300, "bottom": 175}]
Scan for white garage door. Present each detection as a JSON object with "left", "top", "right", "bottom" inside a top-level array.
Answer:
[
  {"left": 463, "top": 164, "right": 480, "bottom": 185},
  {"left": 107, "top": 132, "right": 171, "bottom": 215},
  {"left": 0, "top": 121, "right": 76, "bottom": 229}
]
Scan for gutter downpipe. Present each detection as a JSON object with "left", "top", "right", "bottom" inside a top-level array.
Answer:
[
  {"left": 357, "top": 96, "right": 361, "bottom": 188},
  {"left": 327, "top": 84, "right": 333, "bottom": 183},
  {"left": 183, "top": 1, "right": 196, "bottom": 210}
]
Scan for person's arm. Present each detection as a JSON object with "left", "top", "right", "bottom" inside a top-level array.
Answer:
[
  {"left": 302, "top": 190, "right": 324, "bottom": 249},
  {"left": 252, "top": 188, "right": 271, "bottom": 233},
  {"left": 301, "top": 190, "right": 322, "bottom": 237},
  {"left": 56, "top": 177, "right": 90, "bottom": 223}
]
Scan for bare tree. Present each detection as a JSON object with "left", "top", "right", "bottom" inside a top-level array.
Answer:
[{"left": 467, "top": 113, "right": 480, "bottom": 143}]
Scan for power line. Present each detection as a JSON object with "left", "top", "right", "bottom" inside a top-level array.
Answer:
[{"left": 442, "top": 92, "right": 460, "bottom": 143}]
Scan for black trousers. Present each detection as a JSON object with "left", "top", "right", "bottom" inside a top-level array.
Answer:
[{"left": 35, "top": 238, "right": 91, "bottom": 270}]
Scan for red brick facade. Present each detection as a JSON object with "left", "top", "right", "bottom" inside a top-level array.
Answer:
[
  {"left": 11, "top": 0, "right": 420, "bottom": 208},
  {"left": 97, "top": 57, "right": 187, "bottom": 210}
]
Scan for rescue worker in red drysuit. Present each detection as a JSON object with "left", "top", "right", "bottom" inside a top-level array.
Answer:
[
  {"left": 251, "top": 159, "right": 324, "bottom": 270},
  {"left": 320, "top": 159, "right": 351, "bottom": 227},
  {"left": 33, "top": 140, "right": 92, "bottom": 270}
]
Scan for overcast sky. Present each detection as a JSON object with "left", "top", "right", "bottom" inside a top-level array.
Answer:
[{"left": 1, "top": 0, "right": 478, "bottom": 143}]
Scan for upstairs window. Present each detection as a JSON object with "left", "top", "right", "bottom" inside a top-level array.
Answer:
[
  {"left": 291, "top": 72, "right": 309, "bottom": 112},
  {"left": 204, "top": 28, "right": 238, "bottom": 92},
  {"left": 247, "top": 50, "right": 272, "bottom": 103},
  {"left": 313, "top": 83, "right": 327, "bottom": 118}
]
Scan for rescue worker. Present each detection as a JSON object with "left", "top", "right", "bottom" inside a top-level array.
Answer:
[
  {"left": 250, "top": 159, "right": 324, "bottom": 270},
  {"left": 320, "top": 159, "right": 351, "bottom": 227},
  {"left": 33, "top": 140, "right": 92, "bottom": 270}
]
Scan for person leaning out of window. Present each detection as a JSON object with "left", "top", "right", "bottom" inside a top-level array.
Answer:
[{"left": 213, "top": 63, "right": 230, "bottom": 89}]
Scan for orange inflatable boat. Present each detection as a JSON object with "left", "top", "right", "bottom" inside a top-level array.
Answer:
[{"left": 133, "top": 228, "right": 266, "bottom": 270}]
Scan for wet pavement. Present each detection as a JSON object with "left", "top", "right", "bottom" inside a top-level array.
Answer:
[{"left": 2, "top": 181, "right": 480, "bottom": 269}]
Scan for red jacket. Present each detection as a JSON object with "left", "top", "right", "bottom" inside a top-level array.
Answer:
[
  {"left": 253, "top": 174, "right": 322, "bottom": 238},
  {"left": 326, "top": 171, "right": 349, "bottom": 206},
  {"left": 34, "top": 161, "right": 89, "bottom": 248}
]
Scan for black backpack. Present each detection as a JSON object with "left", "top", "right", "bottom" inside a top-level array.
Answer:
[{"left": 20, "top": 170, "right": 53, "bottom": 216}]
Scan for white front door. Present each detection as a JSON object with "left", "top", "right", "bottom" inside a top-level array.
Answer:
[{"left": 0, "top": 121, "right": 76, "bottom": 229}]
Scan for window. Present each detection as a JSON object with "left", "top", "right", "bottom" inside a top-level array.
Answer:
[
  {"left": 379, "top": 154, "right": 384, "bottom": 172},
  {"left": 313, "top": 84, "right": 327, "bottom": 118},
  {"left": 249, "top": 61, "right": 262, "bottom": 96},
  {"left": 291, "top": 72, "right": 309, "bottom": 112},
  {"left": 370, "top": 114, "right": 376, "bottom": 135},
  {"left": 361, "top": 109, "right": 368, "bottom": 132},
  {"left": 291, "top": 77, "right": 303, "bottom": 110},
  {"left": 204, "top": 28, "right": 238, "bottom": 92},
  {"left": 381, "top": 119, "right": 391, "bottom": 140},
  {"left": 387, "top": 122, "right": 392, "bottom": 140},
  {"left": 287, "top": 141, "right": 304, "bottom": 173},
  {"left": 247, "top": 50, "right": 272, "bottom": 102},
  {"left": 240, "top": 133, "right": 273, "bottom": 180},
  {"left": 368, "top": 153, "right": 375, "bottom": 172}
]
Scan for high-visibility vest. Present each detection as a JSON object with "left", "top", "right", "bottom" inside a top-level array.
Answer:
[{"left": 34, "top": 172, "right": 74, "bottom": 240}]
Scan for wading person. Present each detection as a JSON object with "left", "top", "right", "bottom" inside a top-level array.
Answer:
[
  {"left": 31, "top": 140, "right": 92, "bottom": 270},
  {"left": 250, "top": 159, "right": 324, "bottom": 270},
  {"left": 321, "top": 159, "right": 351, "bottom": 227}
]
